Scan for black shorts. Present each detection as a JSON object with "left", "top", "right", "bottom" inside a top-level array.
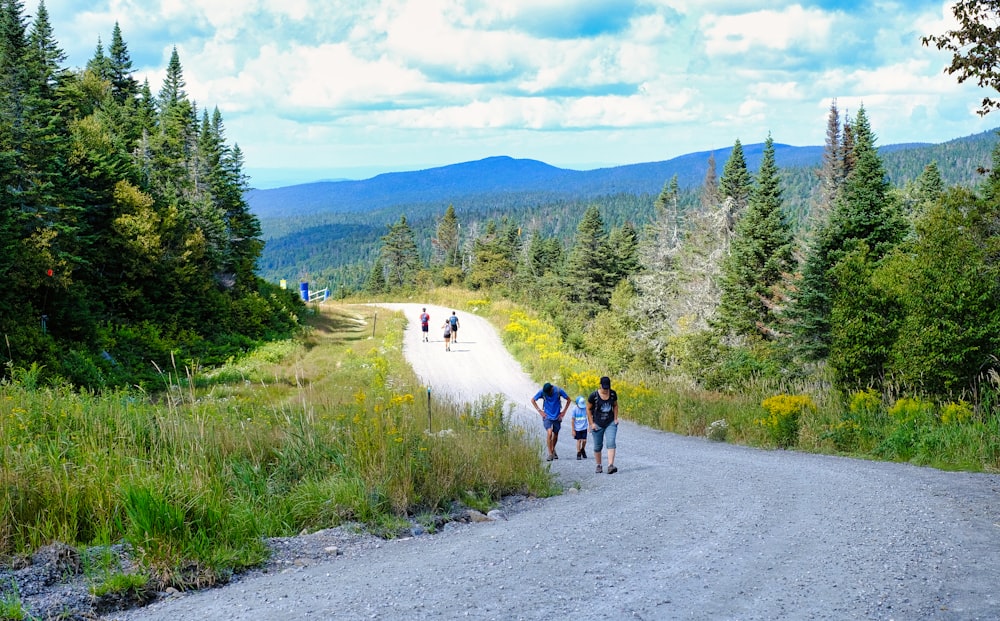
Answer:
[
  {"left": 421, "top": 324, "right": 429, "bottom": 332},
  {"left": 574, "top": 429, "right": 588, "bottom": 440}
]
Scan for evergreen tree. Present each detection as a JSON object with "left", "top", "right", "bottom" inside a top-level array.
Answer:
[
  {"left": 467, "top": 219, "right": 517, "bottom": 290},
  {"left": 879, "top": 187, "right": 1000, "bottom": 395},
  {"left": 526, "top": 230, "right": 562, "bottom": 277},
  {"left": 432, "top": 204, "right": 460, "bottom": 268},
  {"left": 716, "top": 135, "right": 794, "bottom": 340},
  {"left": 827, "top": 243, "right": 899, "bottom": 389},
  {"left": 814, "top": 99, "right": 844, "bottom": 225},
  {"left": 719, "top": 138, "right": 752, "bottom": 223},
  {"left": 652, "top": 175, "right": 682, "bottom": 248},
  {"left": 700, "top": 152, "right": 720, "bottom": 210},
  {"left": 565, "top": 205, "right": 612, "bottom": 313},
  {"left": 915, "top": 161, "right": 944, "bottom": 204},
  {"left": 789, "top": 106, "right": 905, "bottom": 360},
  {"left": 365, "top": 257, "right": 387, "bottom": 294},
  {"left": 85, "top": 37, "right": 111, "bottom": 81},
  {"left": 378, "top": 215, "right": 421, "bottom": 290},
  {"left": 107, "top": 22, "right": 137, "bottom": 104},
  {"left": 607, "top": 221, "right": 640, "bottom": 284}
]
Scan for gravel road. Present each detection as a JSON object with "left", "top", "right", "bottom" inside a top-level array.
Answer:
[{"left": 109, "top": 303, "right": 1000, "bottom": 620}]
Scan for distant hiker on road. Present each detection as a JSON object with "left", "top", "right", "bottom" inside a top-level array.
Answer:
[
  {"left": 570, "top": 396, "right": 589, "bottom": 460},
  {"left": 448, "top": 311, "right": 460, "bottom": 342},
  {"left": 419, "top": 308, "right": 430, "bottom": 342},
  {"left": 531, "top": 382, "right": 570, "bottom": 461},
  {"left": 442, "top": 319, "right": 452, "bottom": 351},
  {"left": 588, "top": 376, "right": 619, "bottom": 474}
]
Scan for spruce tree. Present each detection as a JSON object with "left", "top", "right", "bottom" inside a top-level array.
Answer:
[
  {"left": 607, "top": 221, "right": 640, "bottom": 284},
  {"left": 107, "top": 22, "right": 137, "bottom": 104},
  {"left": 716, "top": 135, "right": 794, "bottom": 340},
  {"left": 433, "top": 204, "right": 461, "bottom": 268},
  {"left": 719, "top": 138, "right": 752, "bottom": 221},
  {"left": 379, "top": 215, "right": 421, "bottom": 290},
  {"left": 565, "top": 205, "right": 611, "bottom": 313},
  {"left": 789, "top": 106, "right": 905, "bottom": 360}
]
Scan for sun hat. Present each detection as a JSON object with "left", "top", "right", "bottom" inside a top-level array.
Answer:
[{"left": 576, "top": 396, "right": 586, "bottom": 408}]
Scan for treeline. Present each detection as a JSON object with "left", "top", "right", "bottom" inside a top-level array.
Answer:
[
  {"left": 263, "top": 130, "right": 999, "bottom": 300},
  {"left": 369, "top": 103, "right": 1000, "bottom": 406},
  {"left": 0, "top": 3, "right": 302, "bottom": 388}
]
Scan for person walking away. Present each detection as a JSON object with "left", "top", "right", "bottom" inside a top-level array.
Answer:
[
  {"left": 571, "top": 396, "right": 589, "bottom": 460},
  {"left": 531, "top": 382, "right": 570, "bottom": 461},
  {"left": 448, "top": 311, "right": 460, "bottom": 343},
  {"left": 442, "top": 319, "right": 452, "bottom": 351},
  {"left": 587, "top": 376, "right": 619, "bottom": 474},
  {"left": 419, "top": 308, "right": 430, "bottom": 342}
]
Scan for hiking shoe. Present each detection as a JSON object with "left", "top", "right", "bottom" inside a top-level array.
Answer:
[
  {"left": 581, "top": 451, "right": 587, "bottom": 459},
  {"left": 545, "top": 454, "right": 554, "bottom": 462},
  {"left": 595, "top": 465, "right": 602, "bottom": 474},
  {"left": 552, "top": 452, "right": 558, "bottom": 460},
  {"left": 607, "top": 465, "right": 618, "bottom": 474},
  {"left": 576, "top": 451, "right": 582, "bottom": 460}
]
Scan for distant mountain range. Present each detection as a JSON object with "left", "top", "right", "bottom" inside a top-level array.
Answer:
[{"left": 244, "top": 134, "right": 976, "bottom": 221}]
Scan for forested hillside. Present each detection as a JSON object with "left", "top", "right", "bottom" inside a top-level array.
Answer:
[
  {"left": 0, "top": 5, "right": 302, "bottom": 387},
  {"left": 254, "top": 128, "right": 999, "bottom": 293},
  {"left": 329, "top": 101, "right": 1000, "bottom": 433}
]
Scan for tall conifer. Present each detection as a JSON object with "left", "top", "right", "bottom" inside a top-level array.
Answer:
[{"left": 716, "top": 135, "right": 794, "bottom": 340}]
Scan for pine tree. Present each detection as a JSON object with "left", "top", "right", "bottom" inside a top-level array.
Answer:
[
  {"left": 565, "top": 205, "right": 612, "bottom": 313},
  {"left": 433, "top": 204, "right": 460, "bottom": 268},
  {"left": 789, "top": 106, "right": 905, "bottom": 360},
  {"left": 915, "top": 161, "right": 944, "bottom": 204},
  {"left": 107, "top": 22, "right": 137, "bottom": 104},
  {"left": 379, "top": 215, "right": 421, "bottom": 290},
  {"left": 716, "top": 135, "right": 795, "bottom": 340},
  {"left": 365, "top": 257, "right": 387, "bottom": 294},
  {"left": 85, "top": 37, "right": 111, "bottom": 81},
  {"left": 467, "top": 219, "right": 515, "bottom": 290},
  {"left": 607, "top": 221, "right": 640, "bottom": 284},
  {"left": 719, "top": 138, "right": 752, "bottom": 220}
]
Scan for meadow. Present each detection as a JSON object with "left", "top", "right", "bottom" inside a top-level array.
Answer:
[{"left": 0, "top": 304, "right": 555, "bottom": 595}]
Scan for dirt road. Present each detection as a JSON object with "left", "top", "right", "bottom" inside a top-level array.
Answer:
[{"left": 110, "top": 303, "right": 1000, "bottom": 620}]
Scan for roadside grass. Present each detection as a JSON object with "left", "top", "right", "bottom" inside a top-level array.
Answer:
[
  {"left": 0, "top": 302, "right": 555, "bottom": 591},
  {"left": 408, "top": 287, "right": 1000, "bottom": 473}
]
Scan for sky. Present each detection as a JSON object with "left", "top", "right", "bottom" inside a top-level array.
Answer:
[{"left": 27, "top": 0, "right": 1000, "bottom": 188}]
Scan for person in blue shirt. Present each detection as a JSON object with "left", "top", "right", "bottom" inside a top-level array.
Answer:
[
  {"left": 531, "top": 382, "right": 570, "bottom": 461},
  {"left": 570, "top": 396, "right": 589, "bottom": 460}
]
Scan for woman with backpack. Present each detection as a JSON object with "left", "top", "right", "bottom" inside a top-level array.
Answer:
[{"left": 441, "top": 319, "right": 453, "bottom": 351}]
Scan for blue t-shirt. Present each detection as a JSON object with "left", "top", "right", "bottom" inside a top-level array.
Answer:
[
  {"left": 570, "top": 404, "right": 588, "bottom": 431},
  {"left": 533, "top": 386, "right": 569, "bottom": 420}
]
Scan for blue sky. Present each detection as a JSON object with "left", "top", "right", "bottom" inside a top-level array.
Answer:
[{"left": 29, "top": 0, "right": 999, "bottom": 188}]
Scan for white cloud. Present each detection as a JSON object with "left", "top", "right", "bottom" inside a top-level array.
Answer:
[{"left": 701, "top": 5, "right": 834, "bottom": 56}]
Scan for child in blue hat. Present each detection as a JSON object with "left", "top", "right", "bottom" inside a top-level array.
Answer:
[{"left": 571, "top": 396, "right": 589, "bottom": 459}]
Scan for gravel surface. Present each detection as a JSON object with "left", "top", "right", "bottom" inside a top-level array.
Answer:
[{"left": 100, "top": 303, "right": 1000, "bottom": 620}]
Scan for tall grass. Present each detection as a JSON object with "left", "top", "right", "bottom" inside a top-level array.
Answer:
[{"left": 0, "top": 304, "right": 555, "bottom": 589}]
